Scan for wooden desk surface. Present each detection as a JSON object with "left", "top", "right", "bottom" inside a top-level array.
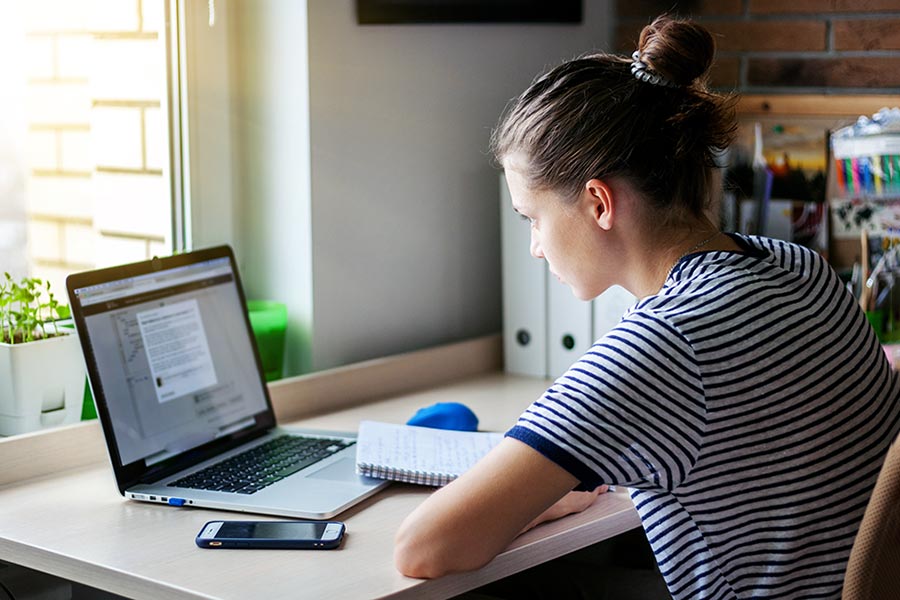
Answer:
[{"left": 0, "top": 339, "right": 640, "bottom": 599}]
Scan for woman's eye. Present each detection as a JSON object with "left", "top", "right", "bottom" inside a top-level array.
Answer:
[{"left": 518, "top": 214, "right": 536, "bottom": 226}]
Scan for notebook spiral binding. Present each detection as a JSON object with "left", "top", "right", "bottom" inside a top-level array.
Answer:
[{"left": 356, "top": 463, "right": 457, "bottom": 487}]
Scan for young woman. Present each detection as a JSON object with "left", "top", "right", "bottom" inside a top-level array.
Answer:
[{"left": 395, "top": 15, "right": 900, "bottom": 600}]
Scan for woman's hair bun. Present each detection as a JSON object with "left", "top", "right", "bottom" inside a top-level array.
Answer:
[{"left": 637, "top": 15, "right": 715, "bottom": 87}]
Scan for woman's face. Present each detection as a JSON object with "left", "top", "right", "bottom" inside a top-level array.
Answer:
[{"left": 503, "top": 166, "right": 606, "bottom": 301}]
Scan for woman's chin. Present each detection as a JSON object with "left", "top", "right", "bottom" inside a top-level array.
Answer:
[{"left": 570, "top": 287, "right": 593, "bottom": 301}]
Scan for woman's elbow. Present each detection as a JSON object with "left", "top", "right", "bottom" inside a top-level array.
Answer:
[
  {"left": 394, "top": 521, "right": 490, "bottom": 578},
  {"left": 394, "top": 525, "right": 447, "bottom": 578},
  {"left": 394, "top": 545, "right": 443, "bottom": 578}
]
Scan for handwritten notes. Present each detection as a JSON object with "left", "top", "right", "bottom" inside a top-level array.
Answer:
[{"left": 355, "top": 421, "right": 504, "bottom": 486}]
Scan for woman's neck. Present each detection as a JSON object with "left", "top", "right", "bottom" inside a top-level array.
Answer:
[{"left": 625, "top": 218, "right": 738, "bottom": 298}]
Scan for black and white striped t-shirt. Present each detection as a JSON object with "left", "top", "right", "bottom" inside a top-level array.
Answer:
[{"left": 507, "top": 234, "right": 900, "bottom": 600}]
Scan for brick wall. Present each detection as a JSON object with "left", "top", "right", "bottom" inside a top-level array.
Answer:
[
  {"left": 614, "top": 0, "right": 900, "bottom": 93},
  {"left": 23, "top": 0, "right": 169, "bottom": 295}
]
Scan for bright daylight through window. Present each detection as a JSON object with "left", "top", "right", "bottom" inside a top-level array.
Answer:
[{"left": 0, "top": 0, "right": 174, "bottom": 296}]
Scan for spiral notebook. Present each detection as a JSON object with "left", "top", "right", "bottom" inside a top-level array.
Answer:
[{"left": 355, "top": 421, "right": 504, "bottom": 486}]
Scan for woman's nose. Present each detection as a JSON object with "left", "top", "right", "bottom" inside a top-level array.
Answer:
[{"left": 530, "top": 234, "right": 543, "bottom": 259}]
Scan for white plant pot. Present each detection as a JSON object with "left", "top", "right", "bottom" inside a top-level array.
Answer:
[{"left": 0, "top": 333, "right": 85, "bottom": 436}]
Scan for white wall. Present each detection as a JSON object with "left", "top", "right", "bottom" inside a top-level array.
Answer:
[
  {"left": 229, "top": 1, "right": 315, "bottom": 374},
  {"left": 184, "top": 0, "right": 240, "bottom": 258},
  {"left": 231, "top": 0, "right": 613, "bottom": 374}
]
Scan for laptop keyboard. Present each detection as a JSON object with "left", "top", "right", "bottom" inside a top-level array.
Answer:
[{"left": 169, "top": 435, "right": 355, "bottom": 495}]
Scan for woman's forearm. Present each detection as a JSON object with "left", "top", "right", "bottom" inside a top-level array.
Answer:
[{"left": 393, "top": 438, "right": 580, "bottom": 578}]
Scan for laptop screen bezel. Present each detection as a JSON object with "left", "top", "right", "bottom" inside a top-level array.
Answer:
[{"left": 66, "top": 245, "right": 278, "bottom": 494}]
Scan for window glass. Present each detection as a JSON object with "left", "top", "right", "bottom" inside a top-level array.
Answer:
[{"left": 0, "top": 0, "right": 173, "bottom": 295}]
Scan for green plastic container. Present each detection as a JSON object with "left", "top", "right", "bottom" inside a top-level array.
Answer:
[
  {"left": 882, "top": 311, "right": 900, "bottom": 344},
  {"left": 247, "top": 301, "right": 288, "bottom": 382},
  {"left": 81, "top": 379, "right": 97, "bottom": 420},
  {"left": 59, "top": 321, "right": 97, "bottom": 421},
  {"left": 866, "top": 310, "right": 885, "bottom": 341}
]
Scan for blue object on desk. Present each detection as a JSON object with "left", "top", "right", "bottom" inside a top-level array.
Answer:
[{"left": 407, "top": 402, "right": 479, "bottom": 431}]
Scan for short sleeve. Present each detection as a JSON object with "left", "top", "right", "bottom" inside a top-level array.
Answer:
[{"left": 506, "top": 310, "right": 707, "bottom": 492}]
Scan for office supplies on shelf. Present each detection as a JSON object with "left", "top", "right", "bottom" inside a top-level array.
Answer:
[
  {"left": 831, "top": 108, "right": 900, "bottom": 199},
  {"left": 500, "top": 173, "right": 548, "bottom": 377},
  {"left": 355, "top": 421, "right": 503, "bottom": 486},
  {"left": 861, "top": 229, "right": 871, "bottom": 310},
  {"left": 752, "top": 123, "right": 774, "bottom": 237},
  {"left": 853, "top": 230, "right": 900, "bottom": 341}
]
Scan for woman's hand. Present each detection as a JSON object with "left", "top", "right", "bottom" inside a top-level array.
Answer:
[{"left": 520, "top": 485, "right": 609, "bottom": 533}]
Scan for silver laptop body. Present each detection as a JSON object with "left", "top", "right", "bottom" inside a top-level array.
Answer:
[{"left": 66, "top": 245, "right": 387, "bottom": 519}]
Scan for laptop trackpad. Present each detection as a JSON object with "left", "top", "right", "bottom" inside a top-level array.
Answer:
[{"left": 307, "top": 458, "right": 357, "bottom": 482}]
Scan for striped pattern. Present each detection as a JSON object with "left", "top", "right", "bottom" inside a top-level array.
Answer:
[{"left": 508, "top": 234, "right": 900, "bottom": 600}]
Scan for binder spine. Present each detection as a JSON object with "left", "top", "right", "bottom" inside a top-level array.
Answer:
[
  {"left": 500, "top": 173, "right": 548, "bottom": 377},
  {"left": 547, "top": 275, "right": 593, "bottom": 380}
]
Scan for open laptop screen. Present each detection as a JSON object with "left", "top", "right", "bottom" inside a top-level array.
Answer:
[{"left": 70, "top": 255, "right": 270, "bottom": 468}]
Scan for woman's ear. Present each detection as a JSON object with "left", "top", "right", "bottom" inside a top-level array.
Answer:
[{"left": 584, "top": 179, "right": 614, "bottom": 231}]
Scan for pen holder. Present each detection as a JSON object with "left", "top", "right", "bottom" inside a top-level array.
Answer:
[
  {"left": 247, "top": 301, "right": 288, "bottom": 382},
  {"left": 832, "top": 133, "right": 900, "bottom": 199}
]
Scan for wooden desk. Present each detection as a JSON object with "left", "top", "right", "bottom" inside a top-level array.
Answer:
[{"left": 0, "top": 337, "right": 640, "bottom": 599}]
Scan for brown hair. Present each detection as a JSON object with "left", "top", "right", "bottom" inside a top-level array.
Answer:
[{"left": 491, "top": 15, "right": 737, "bottom": 222}]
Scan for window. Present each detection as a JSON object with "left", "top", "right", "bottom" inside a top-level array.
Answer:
[{"left": 0, "top": 0, "right": 177, "bottom": 296}]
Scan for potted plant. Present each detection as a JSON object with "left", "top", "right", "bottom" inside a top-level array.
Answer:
[{"left": 0, "top": 273, "right": 84, "bottom": 436}]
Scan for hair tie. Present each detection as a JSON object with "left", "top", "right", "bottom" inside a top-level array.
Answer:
[{"left": 630, "top": 50, "right": 678, "bottom": 88}]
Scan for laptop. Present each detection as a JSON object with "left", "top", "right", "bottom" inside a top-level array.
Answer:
[{"left": 66, "top": 245, "right": 388, "bottom": 519}]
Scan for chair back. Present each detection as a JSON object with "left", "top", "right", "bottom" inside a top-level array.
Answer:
[{"left": 842, "top": 432, "right": 900, "bottom": 600}]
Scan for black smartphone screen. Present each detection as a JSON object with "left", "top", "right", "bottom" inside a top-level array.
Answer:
[{"left": 217, "top": 521, "right": 328, "bottom": 540}]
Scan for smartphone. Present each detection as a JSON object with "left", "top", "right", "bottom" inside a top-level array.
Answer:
[{"left": 195, "top": 520, "right": 345, "bottom": 549}]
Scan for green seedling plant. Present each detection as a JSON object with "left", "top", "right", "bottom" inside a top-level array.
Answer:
[{"left": 0, "top": 272, "right": 67, "bottom": 345}]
